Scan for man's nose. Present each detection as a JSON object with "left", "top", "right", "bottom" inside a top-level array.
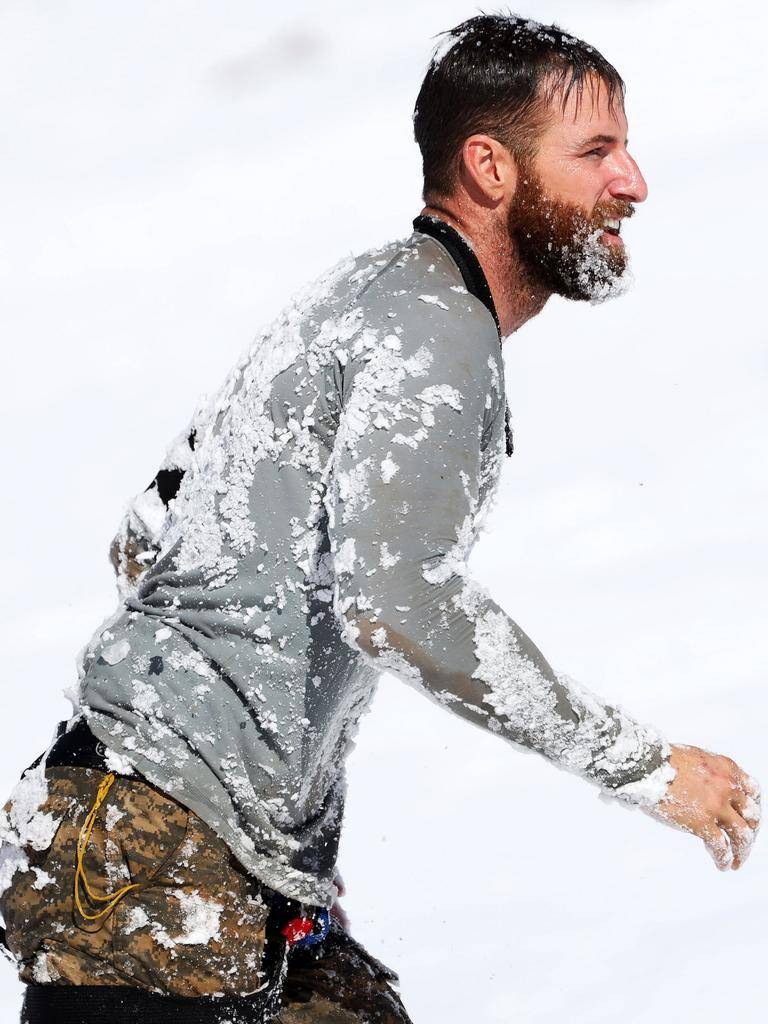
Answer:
[{"left": 608, "top": 151, "right": 649, "bottom": 204}]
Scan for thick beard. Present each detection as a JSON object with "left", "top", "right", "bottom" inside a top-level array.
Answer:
[{"left": 507, "top": 161, "right": 634, "bottom": 304}]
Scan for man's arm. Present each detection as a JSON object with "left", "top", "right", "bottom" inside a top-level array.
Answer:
[
  {"left": 326, "top": 307, "right": 667, "bottom": 790},
  {"left": 325, "top": 301, "right": 760, "bottom": 867}
]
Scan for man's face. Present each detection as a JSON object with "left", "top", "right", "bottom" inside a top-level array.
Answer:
[{"left": 506, "top": 72, "right": 648, "bottom": 303}]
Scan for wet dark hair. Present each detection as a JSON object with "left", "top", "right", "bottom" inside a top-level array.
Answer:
[{"left": 413, "top": 11, "right": 626, "bottom": 199}]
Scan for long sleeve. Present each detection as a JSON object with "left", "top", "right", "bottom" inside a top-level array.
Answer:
[{"left": 324, "top": 299, "right": 672, "bottom": 799}]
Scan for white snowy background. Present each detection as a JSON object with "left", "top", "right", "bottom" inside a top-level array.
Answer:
[{"left": 0, "top": 0, "right": 765, "bottom": 1020}]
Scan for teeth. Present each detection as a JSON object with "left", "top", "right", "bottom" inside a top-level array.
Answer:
[{"left": 604, "top": 218, "right": 621, "bottom": 231}]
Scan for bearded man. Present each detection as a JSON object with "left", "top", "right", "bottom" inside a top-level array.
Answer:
[{"left": 0, "top": 12, "right": 760, "bottom": 1024}]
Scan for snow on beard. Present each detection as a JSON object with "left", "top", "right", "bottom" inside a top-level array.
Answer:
[{"left": 508, "top": 160, "right": 635, "bottom": 304}]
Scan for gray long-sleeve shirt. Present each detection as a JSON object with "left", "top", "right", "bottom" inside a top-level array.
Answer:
[{"left": 78, "top": 215, "right": 670, "bottom": 908}]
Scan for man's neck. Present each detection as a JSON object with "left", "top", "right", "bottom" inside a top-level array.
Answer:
[{"left": 419, "top": 203, "right": 551, "bottom": 338}]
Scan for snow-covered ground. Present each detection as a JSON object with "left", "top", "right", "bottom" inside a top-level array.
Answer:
[{"left": 1, "top": 1, "right": 765, "bottom": 1020}]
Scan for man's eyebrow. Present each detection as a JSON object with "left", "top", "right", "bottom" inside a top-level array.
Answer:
[{"left": 575, "top": 133, "right": 628, "bottom": 148}]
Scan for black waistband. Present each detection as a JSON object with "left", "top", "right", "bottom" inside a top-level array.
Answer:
[
  {"left": 22, "top": 716, "right": 115, "bottom": 778},
  {"left": 43, "top": 716, "right": 115, "bottom": 773},
  {"left": 20, "top": 972, "right": 287, "bottom": 1024}
]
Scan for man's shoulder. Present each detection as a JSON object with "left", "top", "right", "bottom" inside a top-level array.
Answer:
[
  {"left": 349, "top": 229, "right": 500, "bottom": 351},
  {"left": 258, "top": 226, "right": 498, "bottom": 346},
  {"left": 335, "top": 232, "right": 506, "bottom": 426},
  {"left": 227, "top": 226, "right": 501, "bottom": 398}
]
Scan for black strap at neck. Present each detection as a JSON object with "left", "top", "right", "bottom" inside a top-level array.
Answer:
[{"left": 412, "top": 214, "right": 513, "bottom": 456}]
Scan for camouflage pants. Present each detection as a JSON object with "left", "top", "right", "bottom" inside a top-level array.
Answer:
[{"left": 0, "top": 766, "right": 412, "bottom": 1023}]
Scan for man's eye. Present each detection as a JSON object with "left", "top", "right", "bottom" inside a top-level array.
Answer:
[{"left": 585, "top": 148, "right": 605, "bottom": 157}]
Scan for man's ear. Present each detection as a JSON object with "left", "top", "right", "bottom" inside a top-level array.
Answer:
[{"left": 458, "top": 134, "right": 518, "bottom": 206}]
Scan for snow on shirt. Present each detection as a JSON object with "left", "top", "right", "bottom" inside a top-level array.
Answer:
[{"left": 66, "top": 217, "right": 670, "bottom": 909}]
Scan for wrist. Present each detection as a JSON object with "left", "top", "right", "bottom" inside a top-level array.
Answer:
[{"left": 601, "top": 739, "right": 676, "bottom": 807}]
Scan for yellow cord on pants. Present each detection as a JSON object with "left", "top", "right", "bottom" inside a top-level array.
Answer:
[{"left": 74, "top": 772, "right": 144, "bottom": 922}]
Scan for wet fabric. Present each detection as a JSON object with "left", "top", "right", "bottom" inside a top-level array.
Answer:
[
  {"left": 73, "top": 215, "right": 670, "bottom": 909},
  {"left": 1, "top": 766, "right": 412, "bottom": 1023}
]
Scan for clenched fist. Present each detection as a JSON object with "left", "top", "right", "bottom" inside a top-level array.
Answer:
[{"left": 645, "top": 744, "right": 761, "bottom": 870}]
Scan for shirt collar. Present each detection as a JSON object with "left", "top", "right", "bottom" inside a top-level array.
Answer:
[
  {"left": 412, "top": 214, "right": 501, "bottom": 340},
  {"left": 411, "top": 213, "right": 512, "bottom": 456}
]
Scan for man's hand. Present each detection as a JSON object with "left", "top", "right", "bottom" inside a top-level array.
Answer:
[
  {"left": 109, "top": 527, "right": 158, "bottom": 585},
  {"left": 644, "top": 744, "right": 761, "bottom": 870},
  {"left": 330, "top": 870, "right": 350, "bottom": 932}
]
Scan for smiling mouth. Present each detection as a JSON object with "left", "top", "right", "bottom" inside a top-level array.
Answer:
[{"left": 598, "top": 216, "right": 625, "bottom": 247}]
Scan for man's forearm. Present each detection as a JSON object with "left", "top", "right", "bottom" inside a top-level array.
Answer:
[{"left": 340, "top": 574, "right": 670, "bottom": 795}]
